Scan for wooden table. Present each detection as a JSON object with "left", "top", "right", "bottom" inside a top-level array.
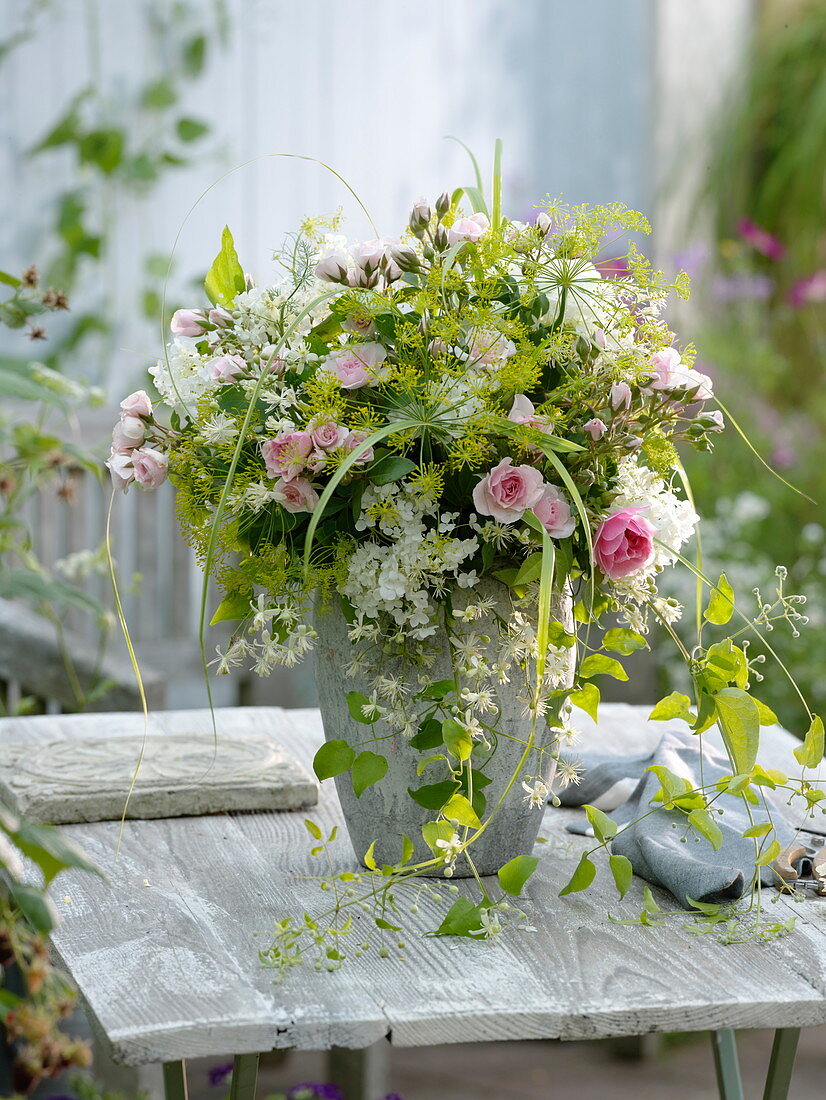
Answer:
[{"left": 21, "top": 704, "right": 826, "bottom": 1100}]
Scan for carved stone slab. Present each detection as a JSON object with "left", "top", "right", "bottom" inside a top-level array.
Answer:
[{"left": 0, "top": 712, "right": 318, "bottom": 823}]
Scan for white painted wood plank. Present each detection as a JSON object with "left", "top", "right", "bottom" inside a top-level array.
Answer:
[{"left": 29, "top": 704, "right": 826, "bottom": 1066}]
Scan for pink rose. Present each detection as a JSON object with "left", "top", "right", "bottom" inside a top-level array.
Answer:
[
  {"left": 120, "top": 390, "right": 153, "bottom": 418},
  {"left": 448, "top": 212, "right": 490, "bottom": 245},
  {"left": 106, "top": 451, "right": 134, "bottom": 492},
  {"left": 131, "top": 447, "right": 168, "bottom": 490},
  {"left": 343, "top": 314, "right": 376, "bottom": 336},
  {"left": 315, "top": 250, "right": 350, "bottom": 284},
  {"left": 272, "top": 476, "right": 319, "bottom": 514},
  {"left": 311, "top": 421, "right": 349, "bottom": 451},
  {"left": 593, "top": 327, "right": 607, "bottom": 350},
  {"left": 208, "top": 354, "right": 246, "bottom": 382},
  {"left": 472, "top": 458, "right": 544, "bottom": 524},
  {"left": 170, "top": 309, "right": 206, "bottom": 338},
  {"left": 610, "top": 381, "right": 632, "bottom": 410},
  {"left": 508, "top": 394, "right": 551, "bottom": 435},
  {"left": 322, "top": 343, "right": 387, "bottom": 390},
  {"left": 112, "top": 415, "right": 146, "bottom": 453},
  {"left": 351, "top": 239, "right": 388, "bottom": 277},
  {"left": 261, "top": 431, "right": 313, "bottom": 482},
  {"left": 468, "top": 329, "right": 516, "bottom": 365},
  {"left": 341, "top": 430, "right": 374, "bottom": 465},
  {"left": 584, "top": 418, "right": 607, "bottom": 441},
  {"left": 533, "top": 484, "right": 575, "bottom": 538},
  {"left": 594, "top": 508, "right": 656, "bottom": 579}
]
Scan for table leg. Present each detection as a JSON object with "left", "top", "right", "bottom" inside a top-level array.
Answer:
[
  {"left": 227, "top": 1052, "right": 260, "bottom": 1100},
  {"left": 328, "top": 1042, "right": 390, "bottom": 1100},
  {"left": 162, "top": 1060, "right": 189, "bottom": 1100},
  {"left": 762, "top": 1028, "right": 801, "bottom": 1100},
  {"left": 711, "top": 1030, "right": 744, "bottom": 1100}
]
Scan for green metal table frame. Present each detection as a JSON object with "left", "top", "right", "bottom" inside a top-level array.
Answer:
[{"left": 160, "top": 1028, "right": 802, "bottom": 1100}]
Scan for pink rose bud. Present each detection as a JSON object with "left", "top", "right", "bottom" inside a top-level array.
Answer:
[
  {"left": 447, "top": 212, "right": 491, "bottom": 246},
  {"left": 208, "top": 307, "right": 232, "bottom": 328},
  {"left": 508, "top": 393, "right": 538, "bottom": 424},
  {"left": 593, "top": 327, "right": 607, "bottom": 349},
  {"left": 119, "top": 390, "right": 153, "bottom": 418},
  {"left": 170, "top": 309, "right": 206, "bottom": 338},
  {"left": 704, "top": 409, "right": 725, "bottom": 432},
  {"left": 610, "top": 381, "right": 632, "bottom": 410},
  {"left": 352, "top": 239, "right": 387, "bottom": 276},
  {"left": 310, "top": 421, "right": 349, "bottom": 451},
  {"left": 435, "top": 192, "right": 450, "bottom": 217},
  {"left": 535, "top": 211, "right": 552, "bottom": 237},
  {"left": 584, "top": 418, "right": 607, "bottom": 441},
  {"left": 594, "top": 508, "right": 656, "bottom": 579},
  {"left": 532, "top": 484, "right": 576, "bottom": 538},
  {"left": 131, "top": 447, "right": 168, "bottom": 491},
  {"left": 409, "top": 199, "right": 431, "bottom": 234},
  {"left": 472, "top": 457, "right": 545, "bottom": 524},
  {"left": 261, "top": 431, "right": 314, "bottom": 482},
  {"left": 208, "top": 354, "right": 246, "bottom": 382},
  {"left": 315, "top": 250, "right": 350, "bottom": 284},
  {"left": 341, "top": 430, "right": 374, "bottom": 465},
  {"left": 320, "top": 342, "right": 387, "bottom": 390},
  {"left": 106, "top": 450, "right": 134, "bottom": 492},
  {"left": 272, "top": 476, "right": 319, "bottom": 514},
  {"left": 112, "top": 415, "right": 146, "bottom": 453}
]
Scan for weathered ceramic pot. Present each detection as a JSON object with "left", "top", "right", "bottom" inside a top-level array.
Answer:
[{"left": 313, "top": 579, "right": 576, "bottom": 877}]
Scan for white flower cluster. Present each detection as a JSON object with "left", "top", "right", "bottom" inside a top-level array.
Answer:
[
  {"left": 343, "top": 482, "right": 479, "bottom": 638},
  {"left": 612, "top": 457, "right": 699, "bottom": 571}
]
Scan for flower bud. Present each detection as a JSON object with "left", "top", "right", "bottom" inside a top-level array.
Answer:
[
  {"left": 409, "top": 199, "right": 431, "bottom": 235},
  {"left": 535, "top": 211, "right": 552, "bottom": 237},
  {"left": 435, "top": 191, "right": 450, "bottom": 217},
  {"left": 388, "top": 243, "right": 419, "bottom": 273},
  {"left": 433, "top": 224, "right": 448, "bottom": 251},
  {"left": 315, "top": 250, "right": 350, "bottom": 284}
]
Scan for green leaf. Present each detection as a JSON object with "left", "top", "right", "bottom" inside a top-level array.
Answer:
[
  {"left": 304, "top": 819, "right": 323, "bottom": 840},
  {"left": 649, "top": 692, "right": 695, "bottom": 723},
  {"left": 421, "top": 679, "right": 455, "bottom": 700},
  {"left": 8, "top": 882, "right": 57, "bottom": 934},
  {"left": 142, "top": 78, "right": 177, "bottom": 110},
  {"left": 497, "top": 854, "right": 539, "bottom": 896},
  {"left": 421, "top": 820, "right": 455, "bottom": 855},
  {"left": 609, "top": 853, "right": 633, "bottom": 899},
  {"left": 366, "top": 454, "right": 417, "bottom": 485},
  {"left": 514, "top": 552, "right": 543, "bottom": 586},
  {"left": 442, "top": 718, "right": 472, "bottom": 762},
  {"left": 794, "top": 716, "right": 824, "bottom": 768},
  {"left": 584, "top": 804, "right": 617, "bottom": 842},
  {"left": 751, "top": 764, "right": 787, "bottom": 788},
  {"left": 642, "top": 885, "right": 663, "bottom": 914},
  {"left": 546, "top": 621, "right": 576, "bottom": 649},
  {"left": 410, "top": 718, "right": 443, "bottom": 751},
  {"left": 755, "top": 839, "right": 782, "bottom": 868},
  {"left": 400, "top": 835, "right": 414, "bottom": 863},
  {"left": 209, "top": 591, "right": 251, "bottom": 625},
  {"left": 756, "top": 699, "right": 779, "bottom": 727},
  {"left": 176, "top": 117, "right": 210, "bottom": 143},
  {"left": 78, "top": 129, "right": 123, "bottom": 174},
  {"left": 204, "top": 225, "right": 246, "bottom": 307},
  {"left": 602, "top": 628, "right": 647, "bottom": 655},
  {"left": 5, "top": 819, "right": 100, "bottom": 885},
  {"left": 0, "top": 270, "right": 21, "bottom": 287},
  {"left": 312, "top": 739, "right": 355, "bottom": 781},
  {"left": 346, "top": 690, "right": 378, "bottom": 724},
  {"left": 442, "top": 792, "right": 481, "bottom": 829},
  {"left": 743, "top": 822, "right": 773, "bottom": 839},
  {"left": 704, "top": 572, "right": 735, "bottom": 626},
  {"left": 568, "top": 682, "right": 600, "bottom": 723},
  {"left": 351, "top": 751, "right": 388, "bottom": 798},
  {"left": 429, "top": 896, "right": 486, "bottom": 938},
  {"left": 714, "top": 688, "right": 761, "bottom": 775},
  {"left": 559, "top": 852, "right": 596, "bottom": 896},
  {"left": 364, "top": 840, "right": 377, "bottom": 870},
  {"left": 688, "top": 809, "right": 723, "bottom": 851},
  {"left": 578, "top": 654, "right": 628, "bottom": 681},
  {"left": 181, "top": 34, "right": 207, "bottom": 76},
  {"left": 0, "top": 366, "right": 67, "bottom": 407},
  {"left": 408, "top": 780, "right": 459, "bottom": 811}
]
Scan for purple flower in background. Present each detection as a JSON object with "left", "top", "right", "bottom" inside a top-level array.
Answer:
[
  {"left": 788, "top": 270, "right": 826, "bottom": 308},
  {"left": 595, "top": 256, "right": 630, "bottom": 280},
  {"left": 207, "top": 1062, "right": 235, "bottom": 1087},
  {"left": 712, "top": 273, "right": 773, "bottom": 302},
  {"left": 736, "top": 218, "right": 786, "bottom": 262},
  {"left": 380, "top": 1094, "right": 406, "bottom": 1099},
  {"left": 287, "top": 1084, "right": 344, "bottom": 1100},
  {"left": 673, "top": 241, "right": 710, "bottom": 277}
]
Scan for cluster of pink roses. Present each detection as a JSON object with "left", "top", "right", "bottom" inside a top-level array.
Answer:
[
  {"left": 315, "top": 239, "right": 409, "bottom": 290},
  {"left": 170, "top": 308, "right": 248, "bottom": 384},
  {"left": 319, "top": 343, "right": 387, "bottom": 390},
  {"left": 261, "top": 421, "right": 375, "bottom": 514},
  {"left": 106, "top": 390, "right": 169, "bottom": 493},
  {"left": 472, "top": 458, "right": 576, "bottom": 538}
]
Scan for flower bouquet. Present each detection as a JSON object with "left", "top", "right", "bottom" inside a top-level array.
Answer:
[{"left": 109, "top": 150, "right": 822, "bottom": 965}]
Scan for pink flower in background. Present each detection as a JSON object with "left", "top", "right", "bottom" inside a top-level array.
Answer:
[
  {"left": 321, "top": 343, "right": 387, "bottom": 389},
  {"left": 610, "top": 381, "right": 632, "bottom": 411},
  {"left": 737, "top": 219, "right": 786, "bottom": 262},
  {"left": 131, "top": 447, "right": 168, "bottom": 490},
  {"left": 170, "top": 309, "right": 206, "bottom": 338},
  {"left": 447, "top": 212, "right": 490, "bottom": 245},
  {"left": 272, "top": 476, "right": 319, "bottom": 514},
  {"left": 208, "top": 354, "right": 246, "bottom": 382},
  {"left": 594, "top": 508, "right": 656, "bottom": 579},
  {"left": 262, "top": 431, "right": 313, "bottom": 481},
  {"left": 533, "top": 484, "right": 575, "bottom": 538},
  {"left": 584, "top": 418, "right": 607, "bottom": 441},
  {"left": 106, "top": 451, "right": 134, "bottom": 492},
  {"left": 341, "top": 431, "right": 374, "bottom": 465},
  {"left": 472, "top": 458, "right": 544, "bottom": 523},
  {"left": 788, "top": 270, "right": 826, "bottom": 308},
  {"left": 112, "top": 415, "right": 146, "bottom": 452},
  {"left": 120, "top": 390, "right": 153, "bottom": 418},
  {"left": 310, "top": 421, "right": 349, "bottom": 451}
]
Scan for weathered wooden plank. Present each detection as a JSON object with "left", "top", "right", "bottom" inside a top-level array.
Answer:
[{"left": 32, "top": 705, "right": 826, "bottom": 1067}]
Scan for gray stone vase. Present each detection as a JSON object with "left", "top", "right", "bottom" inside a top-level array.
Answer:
[{"left": 313, "top": 579, "right": 576, "bottom": 877}]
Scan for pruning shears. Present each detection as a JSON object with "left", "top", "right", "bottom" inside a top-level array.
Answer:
[{"left": 771, "top": 832, "right": 826, "bottom": 896}]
